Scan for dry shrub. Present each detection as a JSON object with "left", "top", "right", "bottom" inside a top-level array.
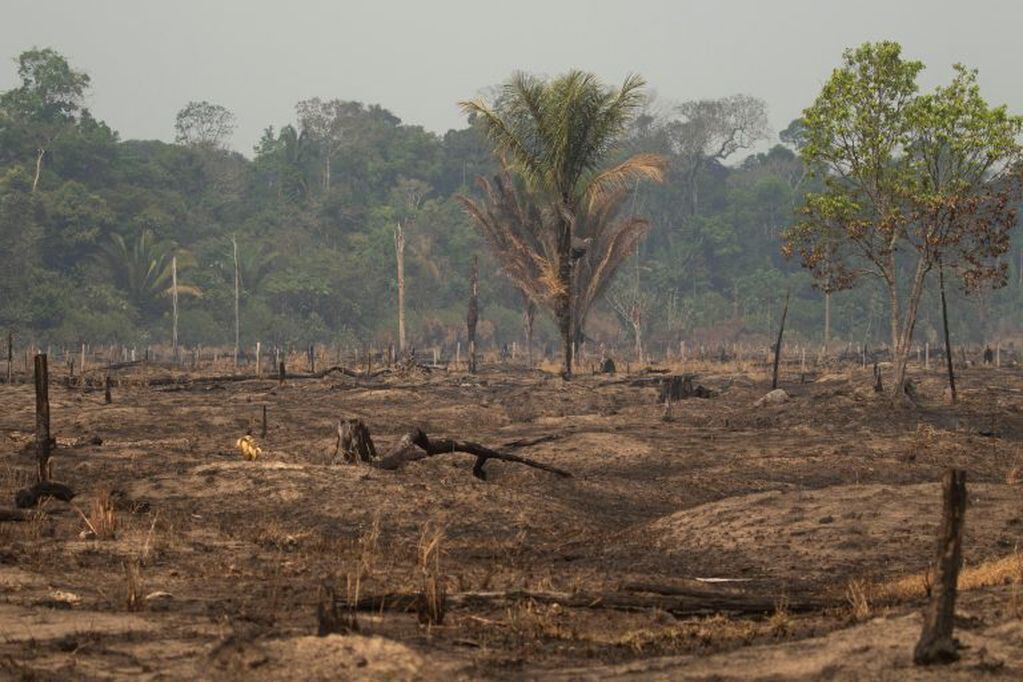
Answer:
[
  {"left": 1008, "top": 466, "right": 1022, "bottom": 486},
  {"left": 768, "top": 597, "right": 791, "bottom": 636},
  {"left": 846, "top": 578, "right": 871, "bottom": 621},
  {"left": 909, "top": 423, "right": 939, "bottom": 460},
  {"left": 417, "top": 523, "right": 446, "bottom": 626},
  {"left": 1007, "top": 449, "right": 1023, "bottom": 485},
  {"left": 75, "top": 490, "right": 117, "bottom": 540}
]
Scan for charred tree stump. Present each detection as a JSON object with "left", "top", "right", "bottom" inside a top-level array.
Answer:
[
  {"left": 913, "top": 469, "right": 967, "bottom": 665},
  {"left": 261, "top": 405, "right": 268, "bottom": 439},
  {"left": 278, "top": 360, "right": 286, "bottom": 386},
  {"left": 600, "top": 357, "right": 616, "bottom": 374},
  {"left": 316, "top": 579, "right": 357, "bottom": 635},
  {"left": 104, "top": 373, "right": 112, "bottom": 404},
  {"left": 34, "top": 354, "right": 51, "bottom": 482},
  {"left": 333, "top": 419, "right": 377, "bottom": 464}
]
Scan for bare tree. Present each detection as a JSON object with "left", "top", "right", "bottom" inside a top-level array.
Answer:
[
  {"left": 174, "top": 101, "right": 236, "bottom": 149},
  {"left": 667, "top": 94, "right": 769, "bottom": 215},
  {"left": 295, "top": 98, "right": 364, "bottom": 194},
  {"left": 393, "top": 179, "right": 430, "bottom": 353},
  {"left": 607, "top": 278, "right": 653, "bottom": 364}
]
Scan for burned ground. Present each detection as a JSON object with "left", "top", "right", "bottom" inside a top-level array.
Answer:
[{"left": 1, "top": 360, "right": 1022, "bottom": 680}]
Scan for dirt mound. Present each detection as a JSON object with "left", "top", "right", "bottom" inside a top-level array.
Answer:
[
  {"left": 623, "top": 483, "right": 1023, "bottom": 586},
  {"left": 210, "top": 634, "right": 466, "bottom": 680}
]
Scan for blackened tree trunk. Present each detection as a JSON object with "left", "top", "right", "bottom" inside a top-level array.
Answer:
[
  {"left": 467, "top": 255, "right": 479, "bottom": 374},
  {"left": 938, "top": 262, "right": 957, "bottom": 404},
  {"left": 34, "top": 354, "right": 50, "bottom": 482},
  {"left": 913, "top": 469, "right": 966, "bottom": 665},
  {"left": 772, "top": 291, "right": 790, "bottom": 390}
]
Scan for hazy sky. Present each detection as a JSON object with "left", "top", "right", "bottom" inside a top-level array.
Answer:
[{"left": 2, "top": 0, "right": 1021, "bottom": 157}]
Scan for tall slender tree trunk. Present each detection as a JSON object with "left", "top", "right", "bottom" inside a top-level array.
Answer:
[
  {"left": 171, "top": 256, "right": 179, "bottom": 363},
  {"left": 556, "top": 202, "right": 573, "bottom": 379},
  {"left": 467, "top": 256, "right": 479, "bottom": 374},
  {"left": 232, "top": 236, "right": 240, "bottom": 368},
  {"left": 939, "top": 261, "right": 957, "bottom": 404},
  {"left": 891, "top": 257, "right": 929, "bottom": 399},
  {"left": 32, "top": 148, "right": 45, "bottom": 193},
  {"left": 772, "top": 291, "right": 790, "bottom": 390},
  {"left": 824, "top": 290, "right": 831, "bottom": 352},
  {"left": 394, "top": 223, "right": 407, "bottom": 353},
  {"left": 522, "top": 292, "right": 535, "bottom": 370}
]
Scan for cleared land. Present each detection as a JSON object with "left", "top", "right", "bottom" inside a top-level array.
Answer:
[{"left": 2, "top": 357, "right": 1022, "bottom": 680}]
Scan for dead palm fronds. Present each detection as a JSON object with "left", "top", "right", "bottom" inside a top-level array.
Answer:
[{"left": 458, "top": 169, "right": 656, "bottom": 339}]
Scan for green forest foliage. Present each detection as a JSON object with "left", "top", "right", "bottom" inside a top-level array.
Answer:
[{"left": 1, "top": 47, "right": 1020, "bottom": 353}]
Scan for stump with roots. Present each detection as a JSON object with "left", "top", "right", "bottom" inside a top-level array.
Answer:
[
  {"left": 325, "top": 419, "right": 571, "bottom": 480},
  {"left": 332, "top": 419, "right": 377, "bottom": 464}
]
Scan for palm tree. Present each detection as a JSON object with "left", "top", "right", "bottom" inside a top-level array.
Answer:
[
  {"left": 98, "top": 229, "right": 200, "bottom": 316},
  {"left": 459, "top": 170, "right": 654, "bottom": 354},
  {"left": 461, "top": 70, "right": 664, "bottom": 377}
]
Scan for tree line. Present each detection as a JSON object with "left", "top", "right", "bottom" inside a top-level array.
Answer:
[{"left": 1, "top": 44, "right": 1021, "bottom": 376}]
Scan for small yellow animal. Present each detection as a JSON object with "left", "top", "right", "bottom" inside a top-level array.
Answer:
[{"left": 236, "top": 434, "right": 262, "bottom": 461}]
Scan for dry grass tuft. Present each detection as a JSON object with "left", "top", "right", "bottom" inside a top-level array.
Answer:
[
  {"left": 74, "top": 490, "right": 118, "bottom": 540},
  {"left": 417, "top": 523, "right": 446, "bottom": 626},
  {"left": 845, "top": 578, "right": 871, "bottom": 621}
]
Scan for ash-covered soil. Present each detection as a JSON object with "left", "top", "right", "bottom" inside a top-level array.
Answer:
[{"left": 1, "top": 360, "right": 1022, "bottom": 680}]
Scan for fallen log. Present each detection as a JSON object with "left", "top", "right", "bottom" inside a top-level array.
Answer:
[
  {"left": 15, "top": 480, "right": 76, "bottom": 508},
  {"left": 374, "top": 429, "right": 571, "bottom": 480},
  {"left": 340, "top": 588, "right": 809, "bottom": 618}
]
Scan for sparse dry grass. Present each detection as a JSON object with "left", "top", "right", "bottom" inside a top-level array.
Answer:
[
  {"left": 865, "top": 550, "right": 1023, "bottom": 606},
  {"left": 417, "top": 523, "right": 446, "bottom": 626}
]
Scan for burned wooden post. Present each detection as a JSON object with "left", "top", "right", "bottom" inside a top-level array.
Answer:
[
  {"left": 278, "top": 360, "right": 286, "bottom": 385},
  {"left": 34, "top": 354, "right": 51, "bottom": 483},
  {"left": 771, "top": 291, "right": 790, "bottom": 390},
  {"left": 467, "top": 255, "right": 479, "bottom": 374},
  {"left": 261, "top": 405, "right": 268, "bottom": 439},
  {"left": 104, "top": 373, "right": 112, "bottom": 404},
  {"left": 913, "top": 468, "right": 967, "bottom": 665}
]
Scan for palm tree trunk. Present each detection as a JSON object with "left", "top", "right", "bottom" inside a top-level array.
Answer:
[{"left": 556, "top": 206, "right": 573, "bottom": 379}]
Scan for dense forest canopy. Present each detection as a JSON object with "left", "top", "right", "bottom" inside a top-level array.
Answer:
[{"left": 1, "top": 45, "right": 1021, "bottom": 357}]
